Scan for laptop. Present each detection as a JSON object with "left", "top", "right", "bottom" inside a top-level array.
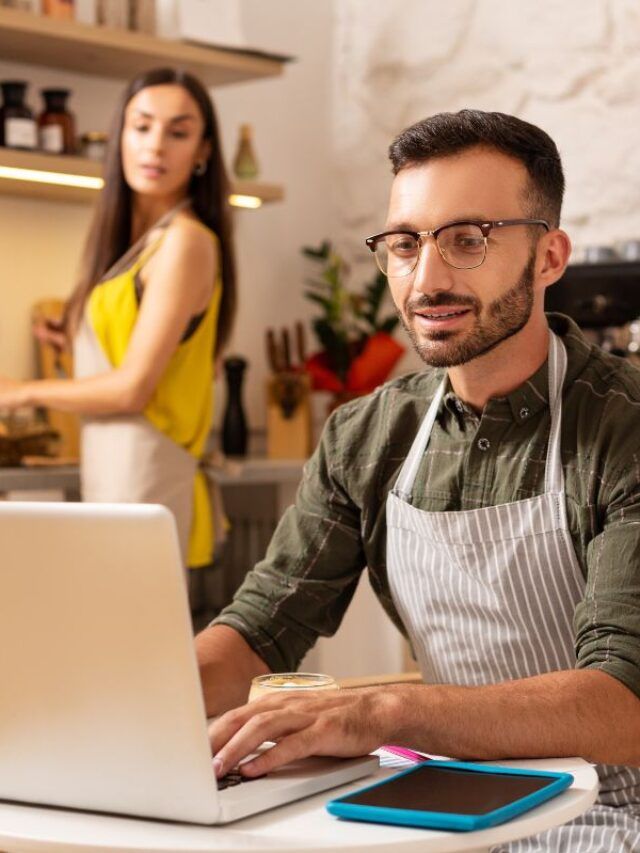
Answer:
[{"left": 0, "top": 501, "right": 377, "bottom": 824}]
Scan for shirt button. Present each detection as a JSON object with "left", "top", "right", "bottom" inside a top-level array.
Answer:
[
  {"left": 519, "top": 406, "right": 530, "bottom": 419},
  {"left": 477, "top": 437, "right": 491, "bottom": 452}
]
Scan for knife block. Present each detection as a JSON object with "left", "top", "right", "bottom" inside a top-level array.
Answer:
[{"left": 266, "top": 372, "right": 312, "bottom": 459}]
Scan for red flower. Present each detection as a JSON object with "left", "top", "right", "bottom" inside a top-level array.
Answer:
[{"left": 305, "top": 332, "right": 404, "bottom": 395}]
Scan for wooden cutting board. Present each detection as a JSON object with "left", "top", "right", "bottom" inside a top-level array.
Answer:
[{"left": 32, "top": 298, "right": 79, "bottom": 460}]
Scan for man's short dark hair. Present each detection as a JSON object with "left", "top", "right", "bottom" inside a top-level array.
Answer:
[{"left": 389, "top": 109, "right": 565, "bottom": 228}]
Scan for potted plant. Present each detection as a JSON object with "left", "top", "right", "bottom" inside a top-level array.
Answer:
[{"left": 302, "top": 241, "right": 405, "bottom": 408}]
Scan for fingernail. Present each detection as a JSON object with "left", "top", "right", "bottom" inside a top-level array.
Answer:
[{"left": 213, "top": 757, "right": 223, "bottom": 777}]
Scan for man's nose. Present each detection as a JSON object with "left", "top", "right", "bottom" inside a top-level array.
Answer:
[{"left": 411, "top": 237, "right": 455, "bottom": 294}]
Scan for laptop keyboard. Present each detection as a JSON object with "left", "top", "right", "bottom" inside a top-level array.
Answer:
[{"left": 217, "top": 771, "right": 261, "bottom": 790}]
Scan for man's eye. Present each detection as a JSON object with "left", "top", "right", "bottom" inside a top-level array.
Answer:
[
  {"left": 455, "top": 236, "right": 484, "bottom": 248},
  {"left": 134, "top": 125, "right": 149, "bottom": 133},
  {"left": 389, "top": 238, "right": 417, "bottom": 254},
  {"left": 171, "top": 131, "right": 189, "bottom": 139}
]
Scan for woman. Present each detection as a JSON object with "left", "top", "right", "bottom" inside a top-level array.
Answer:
[{"left": 0, "top": 67, "right": 236, "bottom": 569}]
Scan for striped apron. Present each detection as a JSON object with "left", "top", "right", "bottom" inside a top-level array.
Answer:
[{"left": 386, "top": 331, "right": 640, "bottom": 851}]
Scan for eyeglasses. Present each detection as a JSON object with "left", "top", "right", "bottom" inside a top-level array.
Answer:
[{"left": 365, "top": 219, "right": 550, "bottom": 276}]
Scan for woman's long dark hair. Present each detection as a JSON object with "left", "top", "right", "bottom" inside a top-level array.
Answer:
[{"left": 66, "top": 67, "right": 236, "bottom": 356}]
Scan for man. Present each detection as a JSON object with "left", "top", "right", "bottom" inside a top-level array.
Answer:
[{"left": 197, "top": 110, "right": 640, "bottom": 850}]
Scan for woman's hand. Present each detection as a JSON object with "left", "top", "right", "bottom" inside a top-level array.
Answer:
[
  {"left": 32, "top": 317, "right": 67, "bottom": 354},
  {"left": 0, "top": 376, "right": 28, "bottom": 410},
  {"left": 209, "top": 686, "right": 403, "bottom": 779}
]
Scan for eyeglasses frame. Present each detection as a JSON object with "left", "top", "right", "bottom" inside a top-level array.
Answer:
[{"left": 365, "top": 218, "right": 551, "bottom": 274}]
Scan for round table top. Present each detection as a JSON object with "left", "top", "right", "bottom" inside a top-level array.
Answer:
[{"left": 0, "top": 757, "right": 598, "bottom": 853}]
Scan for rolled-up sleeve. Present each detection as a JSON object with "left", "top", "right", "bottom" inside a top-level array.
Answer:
[
  {"left": 574, "top": 468, "right": 640, "bottom": 699},
  {"left": 211, "top": 409, "right": 367, "bottom": 672}
]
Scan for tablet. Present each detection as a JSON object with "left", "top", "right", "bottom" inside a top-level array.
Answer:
[{"left": 326, "top": 760, "right": 574, "bottom": 831}]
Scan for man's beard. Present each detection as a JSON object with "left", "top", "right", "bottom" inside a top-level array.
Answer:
[{"left": 399, "top": 253, "right": 536, "bottom": 369}]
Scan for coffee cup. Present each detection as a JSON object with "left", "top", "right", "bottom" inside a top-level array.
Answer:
[{"left": 248, "top": 672, "right": 338, "bottom": 702}]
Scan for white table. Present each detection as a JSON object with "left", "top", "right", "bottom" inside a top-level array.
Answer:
[{"left": 0, "top": 757, "right": 598, "bottom": 853}]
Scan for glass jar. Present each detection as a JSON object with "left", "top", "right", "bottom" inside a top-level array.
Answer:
[
  {"left": 38, "top": 89, "right": 76, "bottom": 154},
  {"left": 0, "top": 80, "right": 37, "bottom": 150},
  {"left": 79, "top": 130, "right": 108, "bottom": 161},
  {"left": 96, "top": 0, "right": 128, "bottom": 28}
]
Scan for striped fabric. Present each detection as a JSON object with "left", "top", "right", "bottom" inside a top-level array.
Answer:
[{"left": 387, "top": 332, "right": 640, "bottom": 852}]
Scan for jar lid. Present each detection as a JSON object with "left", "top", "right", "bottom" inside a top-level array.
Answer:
[{"left": 80, "top": 131, "right": 108, "bottom": 143}]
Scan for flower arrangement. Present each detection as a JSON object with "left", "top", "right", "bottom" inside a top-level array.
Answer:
[{"left": 302, "top": 241, "right": 405, "bottom": 401}]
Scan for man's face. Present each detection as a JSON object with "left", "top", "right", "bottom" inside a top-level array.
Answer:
[{"left": 385, "top": 147, "right": 543, "bottom": 368}]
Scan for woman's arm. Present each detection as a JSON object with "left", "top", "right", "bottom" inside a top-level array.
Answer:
[{"left": 0, "top": 219, "right": 217, "bottom": 415}]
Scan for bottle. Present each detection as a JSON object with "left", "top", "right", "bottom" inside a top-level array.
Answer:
[
  {"left": 222, "top": 357, "right": 248, "bottom": 456},
  {"left": 38, "top": 89, "right": 76, "bottom": 154},
  {"left": 79, "top": 130, "right": 108, "bottom": 161},
  {"left": 232, "top": 124, "right": 259, "bottom": 180},
  {"left": 43, "top": 0, "right": 74, "bottom": 18},
  {"left": 0, "top": 81, "right": 37, "bottom": 150}
]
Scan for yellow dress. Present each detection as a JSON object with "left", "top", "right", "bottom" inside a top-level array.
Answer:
[{"left": 73, "top": 225, "right": 221, "bottom": 568}]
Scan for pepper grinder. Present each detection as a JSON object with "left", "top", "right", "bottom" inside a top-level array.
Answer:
[{"left": 222, "top": 356, "right": 248, "bottom": 456}]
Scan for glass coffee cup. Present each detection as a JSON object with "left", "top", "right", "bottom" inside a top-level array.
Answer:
[{"left": 248, "top": 672, "right": 339, "bottom": 702}]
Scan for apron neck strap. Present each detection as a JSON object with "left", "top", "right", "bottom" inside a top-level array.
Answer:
[
  {"left": 99, "top": 198, "right": 191, "bottom": 283},
  {"left": 393, "top": 330, "right": 568, "bottom": 502},
  {"left": 544, "top": 330, "right": 567, "bottom": 494}
]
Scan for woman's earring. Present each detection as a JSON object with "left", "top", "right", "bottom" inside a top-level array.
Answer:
[{"left": 193, "top": 160, "right": 207, "bottom": 176}]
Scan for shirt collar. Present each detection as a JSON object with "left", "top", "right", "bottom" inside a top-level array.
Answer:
[{"left": 442, "top": 314, "right": 594, "bottom": 426}]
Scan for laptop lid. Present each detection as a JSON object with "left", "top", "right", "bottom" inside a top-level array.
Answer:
[{"left": 0, "top": 502, "right": 220, "bottom": 823}]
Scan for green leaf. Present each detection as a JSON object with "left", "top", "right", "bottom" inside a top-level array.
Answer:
[{"left": 379, "top": 316, "right": 400, "bottom": 333}]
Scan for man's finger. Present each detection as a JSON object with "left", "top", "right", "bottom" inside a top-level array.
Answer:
[
  {"left": 239, "top": 729, "right": 319, "bottom": 777},
  {"left": 213, "top": 710, "right": 313, "bottom": 778}
]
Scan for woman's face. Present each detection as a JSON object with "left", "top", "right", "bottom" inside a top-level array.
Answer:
[{"left": 120, "top": 84, "right": 210, "bottom": 200}]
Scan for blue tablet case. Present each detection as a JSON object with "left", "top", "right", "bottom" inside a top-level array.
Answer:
[{"left": 326, "top": 760, "right": 574, "bottom": 831}]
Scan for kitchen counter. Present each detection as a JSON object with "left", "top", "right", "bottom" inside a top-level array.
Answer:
[{"left": 0, "top": 458, "right": 305, "bottom": 495}]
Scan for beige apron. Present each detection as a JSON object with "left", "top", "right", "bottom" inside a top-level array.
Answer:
[
  {"left": 73, "top": 201, "right": 198, "bottom": 566},
  {"left": 74, "top": 318, "right": 197, "bottom": 565}
]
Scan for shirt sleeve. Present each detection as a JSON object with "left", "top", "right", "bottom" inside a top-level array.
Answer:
[
  {"left": 211, "top": 408, "right": 367, "bottom": 672},
  {"left": 574, "top": 463, "right": 640, "bottom": 699}
]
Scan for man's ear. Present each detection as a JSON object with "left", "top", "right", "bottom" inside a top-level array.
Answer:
[{"left": 537, "top": 229, "right": 572, "bottom": 291}]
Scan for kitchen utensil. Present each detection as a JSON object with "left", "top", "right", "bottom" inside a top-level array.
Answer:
[
  {"left": 295, "top": 321, "right": 307, "bottom": 365},
  {"left": 280, "top": 328, "right": 292, "bottom": 370},
  {"left": 266, "top": 328, "right": 281, "bottom": 373}
]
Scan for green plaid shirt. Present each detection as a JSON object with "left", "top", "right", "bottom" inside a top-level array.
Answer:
[{"left": 214, "top": 314, "right": 640, "bottom": 699}]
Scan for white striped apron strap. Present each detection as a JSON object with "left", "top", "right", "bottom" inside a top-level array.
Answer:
[
  {"left": 393, "top": 330, "right": 569, "bottom": 502},
  {"left": 544, "top": 331, "right": 568, "bottom": 496},
  {"left": 393, "top": 377, "right": 447, "bottom": 502}
]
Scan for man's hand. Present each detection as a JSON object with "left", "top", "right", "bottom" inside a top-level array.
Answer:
[{"left": 209, "top": 687, "right": 399, "bottom": 779}]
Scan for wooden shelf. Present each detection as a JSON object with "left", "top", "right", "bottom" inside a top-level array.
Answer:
[
  {"left": 0, "top": 6, "right": 285, "bottom": 87},
  {"left": 0, "top": 147, "right": 284, "bottom": 206}
]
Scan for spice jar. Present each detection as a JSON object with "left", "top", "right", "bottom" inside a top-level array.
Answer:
[
  {"left": 0, "top": 80, "right": 37, "bottom": 150},
  {"left": 38, "top": 89, "right": 76, "bottom": 154},
  {"left": 42, "top": 0, "right": 74, "bottom": 19},
  {"left": 232, "top": 124, "right": 259, "bottom": 180},
  {"left": 79, "top": 131, "right": 108, "bottom": 161}
]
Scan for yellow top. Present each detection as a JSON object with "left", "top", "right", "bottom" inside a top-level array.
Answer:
[{"left": 86, "top": 225, "right": 221, "bottom": 567}]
